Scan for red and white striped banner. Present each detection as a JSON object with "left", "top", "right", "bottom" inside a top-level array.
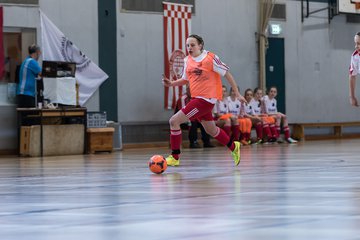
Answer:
[
  {"left": 0, "top": 7, "right": 4, "bottom": 80},
  {"left": 163, "top": 1, "right": 192, "bottom": 109}
]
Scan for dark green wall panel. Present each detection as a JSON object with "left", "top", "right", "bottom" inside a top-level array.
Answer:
[{"left": 98, "top": 0, "right": 118, "bottom": 121}]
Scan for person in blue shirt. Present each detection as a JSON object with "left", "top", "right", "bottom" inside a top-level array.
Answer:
[{"left": 17, "top": 44, "right": 42, "bottom": 108}]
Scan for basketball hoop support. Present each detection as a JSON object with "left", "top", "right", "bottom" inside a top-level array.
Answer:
[{"left": 301, "top": 0, "right": 338, "bottom": 23}]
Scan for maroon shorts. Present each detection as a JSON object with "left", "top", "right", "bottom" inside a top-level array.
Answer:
[{"left": 181, "top": 98, "right": 215, "bottom": 122}]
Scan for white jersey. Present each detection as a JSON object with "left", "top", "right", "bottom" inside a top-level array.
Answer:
[
  {"left": 227, "top": 96, "right": 241, "bottom": 117},
  {"left": 238, "top": 102, "right": 251, "bottom": 118},
  {"left": 350, "top": 50, "right": 360, "bottom": 76},
  {"left": 243, "top": 102, "right": 255, "bottom": 116},
  {"left": 214, "top": 98, "right": 229, "bottom": 115},
  {"left": 263, "top": 95, "right": 277, "bottom": 114},
  {"left": 249, "top": 98, "right": 262, "bottom": 115}
]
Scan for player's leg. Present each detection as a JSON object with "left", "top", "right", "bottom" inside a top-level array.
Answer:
[
  {"left": 252, "top": 118, "right": 264, "bottom": 144},
  {"left": 238, "top": 118, "right": 248, "bottom": 145},
  {"left": 166, "top": 110, "right": 189, "bottom": 166},
  {"left": 223, "top": 118, "right": 231, "bottom": 136},
  {"left": 275, "top": 114, "right": 282, "bottom": 139},
  {"left": 230, "top": 116, "right": 240, "bottom": 142},
  {"left": 166, "top": 98, "right": 215, "bottom": 166},
  {"left": 268, "top": 116, "right": 278, "bottom": 142},
  {"left": 199, "top": 123, "right": 214, "bottom": 147},
  {"left": 201, "top": 120, "right": 241, "bottom": 166},
  {"left": 245, "top": 118, "right": 253, "bottom": 144},
  {"left": 279, "top": 113, "right": 297, "bottom": 143},
  {"left": 260, "top": 117, "right": 272, "bottom": 142}
]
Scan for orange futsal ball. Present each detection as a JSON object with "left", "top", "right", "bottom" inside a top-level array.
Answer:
[{"left": 148, "top": 155, "right": 167, "bottom": 174}]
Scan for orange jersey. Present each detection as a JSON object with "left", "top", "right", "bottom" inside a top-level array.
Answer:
[{"left": 186, "top": 52, "right": 223, "bottom": 100}]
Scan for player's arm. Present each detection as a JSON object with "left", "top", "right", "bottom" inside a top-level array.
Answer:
[
  {"left": 212, "top": 54, "right": 245, "bottom": 103},
  {"left": 349, "top": 75, "right": 359, "bottom": 107},
  {"left": 244, "top": 106, "right": 258, "bottom": 119},
  {"left": 30, "top": 60, "right": 42, "bottom": 78},
  {"left": 244, "top": 112, "right": 254, "bottom": 119},
  {"left": 260, "top": 98, "right": 269, "bottom": 115},
  {"left": 224, "top": 71, "right": 246, "bottom": 103},
  {"left": 162, "top": 74, "right": 188, "bottom": 87},
  {"left": 247, "top": 113, "right": 261, "bottom": 120}
]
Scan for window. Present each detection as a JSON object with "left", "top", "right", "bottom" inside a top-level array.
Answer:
[
  {"left": 271, "top": 4, "right": 286, "bottom": 20},
  {"left": 0, "top": 0, "right": 38, "bottom": 4}
]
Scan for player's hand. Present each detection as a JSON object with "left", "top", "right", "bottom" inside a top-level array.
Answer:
[
  {"left": 237, "top": 94, "right": 246, "bottom": 103},
  {"left": 350, "top": 96, "right": 359, "bottom": 107},
  {"left": 278, "top": 112, "right": 286, "bottom": 118},
  {"left": 230, "top": 115, "right": 237, "bottom": 121},
  {"left": 162, "top": 74, "right": 172, "bottom": 87}
]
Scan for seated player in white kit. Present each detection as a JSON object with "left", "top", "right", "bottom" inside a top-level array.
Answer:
[
  {"left": 249, "top": 87, "right": 277, "bottom": 143},
  {"left": 227, "top": 86, "right": 241, "bottom": 142},
  {"left": 244, "top": 88, "right": 268, "bottom": 144},
  {"left": 214, "top": 85, "right": 232, "bottom": 137},
  {"left": 349, "top": 32, "right": 360, "bottom": 107},
  {"left": 262, "top": 86, "right": 297, "bottom": 143}
]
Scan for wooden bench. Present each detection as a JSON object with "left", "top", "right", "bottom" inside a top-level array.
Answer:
[{"left": 290, "top": 122, "right": 360, "bottom": 140}]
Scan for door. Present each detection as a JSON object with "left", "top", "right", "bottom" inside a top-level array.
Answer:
[{"left": 266, "top": 37, "right": 285, "bottom": 114}]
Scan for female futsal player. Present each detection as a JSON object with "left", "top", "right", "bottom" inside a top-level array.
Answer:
[{"left": 162, "top": 34, "right": 245, "bottom": 166}]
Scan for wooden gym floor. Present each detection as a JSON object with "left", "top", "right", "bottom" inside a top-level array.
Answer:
[{"left": 1, "top": 139, "right": 360, "bottom": 240}]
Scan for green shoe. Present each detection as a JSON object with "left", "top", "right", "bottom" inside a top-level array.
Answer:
[
  {"left": 166, "top": 155, "right": 180, "bottom": 166},
  {"left": 231, "top": 141, "right": 241, "bottom": 166}
]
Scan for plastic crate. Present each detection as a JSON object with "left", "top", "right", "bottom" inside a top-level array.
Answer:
[{"left": 87, "top": 112, "right": 107, "bottom": 128}]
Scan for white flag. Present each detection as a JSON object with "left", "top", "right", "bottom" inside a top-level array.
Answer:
[{"left": 40, "top": 10, "right": 108, "bottom": 106}]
